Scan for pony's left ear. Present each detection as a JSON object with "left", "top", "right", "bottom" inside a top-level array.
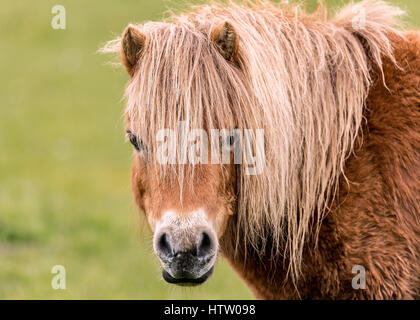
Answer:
[
  {"left": 211, "top": 21, "right": 239, "bottom": 63},
  {"left": 121, "top": 24, "right": 146, "bottom": 75}
]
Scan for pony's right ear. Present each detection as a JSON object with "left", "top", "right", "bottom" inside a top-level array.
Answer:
[{"left": 121, "top": 24, "right": 145, "bottom": 75}]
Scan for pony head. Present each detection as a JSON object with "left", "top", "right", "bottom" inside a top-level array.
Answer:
[{"left": 121, "top": 20, "right": 248, "bottom": 285}]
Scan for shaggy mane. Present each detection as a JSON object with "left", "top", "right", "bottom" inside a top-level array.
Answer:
[{"left": 102, "top": 0, "right": 405, "bottom": 281}]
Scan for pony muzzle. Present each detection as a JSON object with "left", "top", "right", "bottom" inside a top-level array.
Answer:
[{"left": 153, "top": 213, "right": 218, "bottom": 285}]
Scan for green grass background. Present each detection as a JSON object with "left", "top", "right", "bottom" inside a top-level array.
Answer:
[{"left": 0, "top": 0, "right": 418, "bottom": 299}]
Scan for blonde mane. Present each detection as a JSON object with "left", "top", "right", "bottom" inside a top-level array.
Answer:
[{"left": 103, "top": 0, "right": 404, "bottom": 280}]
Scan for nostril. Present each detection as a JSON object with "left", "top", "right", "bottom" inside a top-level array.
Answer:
[
  {"left": 157, "top": 233, "right": 172, "bottom": 257},
  {"left": 197, "top": 232, "right": 213, "bottom": 258}
]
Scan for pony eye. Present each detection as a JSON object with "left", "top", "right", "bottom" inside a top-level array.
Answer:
[
  {"left": 226, "top": 135, "right": 235, "bottom": 146},
  {"left": 126, "top": 131, "right": 145, "bottom": 152},
  {"left": 223, "top": 132, "right": 239, "bottom": 150}
]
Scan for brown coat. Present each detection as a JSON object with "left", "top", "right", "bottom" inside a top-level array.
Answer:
[{"left": 221, "top": 32, "right": 420, "bottom": 299}]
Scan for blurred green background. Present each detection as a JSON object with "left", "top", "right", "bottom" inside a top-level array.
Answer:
[{"left": 0, "top": 0, "right": 418, "bottom": 299}]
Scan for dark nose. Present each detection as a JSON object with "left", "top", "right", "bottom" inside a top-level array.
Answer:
[
  {"left": 156, "top": 231, "right": 214, "bottom": 260},
  {"left": 157, "top": 233, "right": 172, "bottom": 259},
  {"left": 155, "top": 229, "right": 217, "bottom": 284},
  {"left": 197, "top": 232, "right": 213, "bottom": 258}
]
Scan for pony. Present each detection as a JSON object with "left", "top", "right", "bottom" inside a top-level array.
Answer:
[{"left": 103, "top": 0, "right": 420, "bottom": 299}]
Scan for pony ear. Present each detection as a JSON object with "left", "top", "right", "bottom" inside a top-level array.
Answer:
[
  {"left": 121, "top": 24, "right": 145, "bottom": 75},
  {"left": 211, "top": 21, "right": 239, "bottom": 62}
]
